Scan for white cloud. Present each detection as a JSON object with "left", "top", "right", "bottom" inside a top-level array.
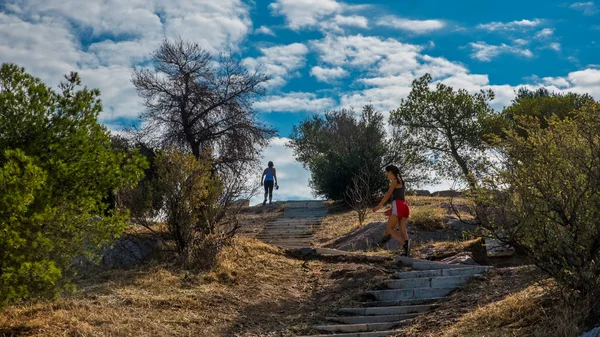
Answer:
[
  {"left": 570, "top": 2, "right": 598, "bottom": 15},
  {"left": 311, "top": 34, "right": 422, "bottom": 72},
  {"left": 541, "top": 76, "right": 571, "bottom": 88},
  {"left": 376, "top": 15, "right": 445, "bottom": 34},
  {"left": 254, "top": 92, "right": 336, "bottom": 113},
  {"left": 310, "top": 66, "right": 349, "bottom": 83},
  {"left": 535, "top": 28, "right": 554, "bottom": 39},
  {"left": 0, "top": 0, "right": 253, "bottom": 126},
  {"left": 469, "top": 41, "right": 534, "bottom": 61},
  {"left": 269, "top": 0, "right": 342, "bottom": 30},
  {"left": 513, "top": 39, "right": 529, "bottom": 45},
  {"left": 332, "top": 14, "right": 369, "bottom": 28},
  {"left": 477, "top": 19, "right": 543, "bottom": 31},
  {"left": 568, "top": 68, "right": 600, "bottom": 87},
  {"left": 548, "top": 42, "right": 561, "bottom": 51},
  {"left": 255, "top": 25, "right": 276, "bottom": 36},
  {"left": 243, "top": 43, "right": 309, "bottom": 89}
]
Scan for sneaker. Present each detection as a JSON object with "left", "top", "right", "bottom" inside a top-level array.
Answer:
[
  {"left": 263, "top": 198, "right": 267, "bottom": 206},
  {"left": 404, "top": 240, "right": 412, "bottom": 257}
]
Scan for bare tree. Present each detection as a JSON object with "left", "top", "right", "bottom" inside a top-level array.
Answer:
[
  {"left": 132, "top": 38, "right": 276, "bottom": 173},
  {"left": 345, "top": 167, "right": 374, "bottom": 226}
]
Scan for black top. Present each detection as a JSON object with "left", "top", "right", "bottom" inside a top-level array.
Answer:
[{"left": 391, "top": 181, "right": 405, "bottom": 201}]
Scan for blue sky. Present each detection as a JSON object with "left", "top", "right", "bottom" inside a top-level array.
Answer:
[{"left": 1, "top": 0, "right": 599, "bottom": 201}]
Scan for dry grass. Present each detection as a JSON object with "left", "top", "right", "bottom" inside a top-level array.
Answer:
[
  {"left": 411, "top": 238, "right": 484, "bottom": 260},
  {"left": 395, "top": 266, "right": 585, "bottom": 337},
  {"left": 0, "top": 238, "right": 390, "bottom": 337},
  {"left": 408, "top": 205, "right": 448, "bottom": 231}
]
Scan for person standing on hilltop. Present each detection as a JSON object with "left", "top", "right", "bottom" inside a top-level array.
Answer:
[
  {"left": 373, "top": 165, "right": 411, "bottom": 256},
  {"left": 261, "top": 161, "right": 278, "bottom": 206}
]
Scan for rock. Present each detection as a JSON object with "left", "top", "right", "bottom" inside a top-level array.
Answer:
[
  {"left": 440, "top": 252, "right": 479, "bottom": 265},
  {"left": 484, "top": 238, "right": 515, "bottom": 257},
  {"left": 407, "top": 190, "right": 431, "bottom": 197},
  {"left": 332, "top": 221, "right": 389, "bottom": 251},
  {"left": 431, "top": 190, "right": 462, "bottom": 198},
  {"left": 420, "top": 244, "right": 436, "bottom": 259},
  {"left": 581, "top": 327, "right": 600, "bottom": 337}
]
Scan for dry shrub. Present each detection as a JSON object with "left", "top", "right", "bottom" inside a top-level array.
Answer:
[
  {"left": 444, "top": 282, "right": 584, "bottom": 337},
  {"left": 409, "top": 205, "right": 448, "bottom": 231}
]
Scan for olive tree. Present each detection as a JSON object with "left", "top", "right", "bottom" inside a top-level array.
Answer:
[{"left": 390, "top": 74, "right": 496, "bottom": 190}]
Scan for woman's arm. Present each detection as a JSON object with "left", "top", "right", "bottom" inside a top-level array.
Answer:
[
  {"left": 273, "top": 168, "right": 278, "bottom": 185},
  {"left": 261, "top": 169, "right": 266, "bottom": 186},
  {"left": 373, "top": 183, "right": 395, "bottom": 212}
]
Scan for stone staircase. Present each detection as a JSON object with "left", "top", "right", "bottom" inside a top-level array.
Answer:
[
  {"left": 300, "top": 257, "right": 491, "bottom": 337},
  {"left": 256, "top": 200, "right": 328, "bottom": 249}
]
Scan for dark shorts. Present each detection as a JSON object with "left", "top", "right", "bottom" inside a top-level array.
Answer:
[{"left": 264, "top": 180, "right": 274, "bottom": 195}]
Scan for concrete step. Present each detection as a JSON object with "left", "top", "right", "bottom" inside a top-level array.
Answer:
[
  {"left": 339, "top": 304, "right": 437, "bottom": 316},
  {"left": 314, "top": 321, "right": 407, "bottom": 333},
  {"left": 367, "top": 287, "right": 454, "bottom": 302},
  {"left": 362, "top": 297, "right": 443, "bottom": 307},
  {"left": 394, "top": 266, "right": 490, "bottom": 279},
  {"left": 384, "top": 275, "right": 478, "bottom": 289},
  {"left": 396, "top": 256, "right": 480, "bottom": 270},
  {"left": 327, "top": 313, "right": 419, "bottom": 324},
  {"left": 284, "top": 201, "right": 327, "bottom": 208},
  {"left": 298, "top": 332, "right": 397, "bottom": 337},
  {"left": 263, "top": 224, "right": 321, "bottom": 228},
  {"left": 257, "top": 233, "right": 313, "bottom": 238}
]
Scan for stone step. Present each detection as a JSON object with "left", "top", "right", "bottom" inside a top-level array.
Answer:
[
  {"left": 298, "top": 331, "right": 398, "bottom": 337},
  {"left": 339, "top": 304, "right": 437, "bottom": 316},
  {"left": 257, "top": 233, "right": 314, "bottom": 238},
  {"left": 314, "top": 321, "right": 407, "bottom": 333},
  {"left": 283, "top": 209, "right": 328, "bottom": 218},
  {"left": 258, "top": 228, "right": 317, "bottom": 233},
  {"left": 385, "top": 275, "right": 478, "bottom": 289},
  {"left": 367, "top": 287, "right": 454, "bottom": 302},
  {"left": 326, "top": 313, "right": 420, "bottom": 324},
  {"left": 396, "top": 256, "right": 479, "bottom": 270},
  {"left": 362, "top": 297, "right": 443, "bottom": 307},
  {"left": 284, "top": 201, "right": 327, "bottom": 208},
  {"left": 263, "top": 223, "right": 321, "bottom": 228},
  {"left": 394, "top": 266, "right": 490, "bottom": 279}
]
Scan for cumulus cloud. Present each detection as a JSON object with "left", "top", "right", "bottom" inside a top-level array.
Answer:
[
  {"left": 376, "top": 15, "right": 445, "bottom": 34},
  {"left": 535, "top": 28, "right": 555, "bottom": 39},
  {"left": 0, "top": 0, "right": 253, "bottom": 126},
  {"left": 570, "top": 1, "right": 598, "bottom": 15},
  {"left": 269, "top": 0, "right": 369, "bottom": 33},
  {"left": 269, "top": 0, "right": 342, "bottom": 30},
  {"left": 311, "top": 34, "right": 422, "bottom": 71},
  {"left": 243, "top": 43, "right": 309, "bottom": 89},
  {"left": 548, "top": 42, "right": 561, "bottom": 51},
  {"left": 255, "top": 25, "right": 276, "bottom": 36},
  {"left": 254, "top": 92, "right": 336, "bottom": 113},
  {"left": 310, "top": 66, "right": 349, "bottom": 83},
  {"left": 477, "top": 19, "right": 543, "bottom": 31},
  {"left": 469, "top": 41, "right": 534, "bottom": 61}
]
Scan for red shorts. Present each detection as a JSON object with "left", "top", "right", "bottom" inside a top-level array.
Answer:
[{"left": 390, "top": 200, "right": 409, "bottom": 218}]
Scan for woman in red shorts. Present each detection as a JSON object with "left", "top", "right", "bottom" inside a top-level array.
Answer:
[{"left": 373, "top": 165, "right": 411, "bottom": 256}]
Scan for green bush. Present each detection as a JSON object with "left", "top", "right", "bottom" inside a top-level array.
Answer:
[
  {"left": 477, "top": 101, "right": 600, "bottom": 323},
  {"left": 155, "top": 150, "right": 223, "bottom": 269},
  {"left": 0, "top": 64, "right": 145, "bottom": 306}
]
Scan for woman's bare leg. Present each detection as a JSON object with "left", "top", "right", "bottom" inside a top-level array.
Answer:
[
  {"left": 398, "top": 217, "right": 409, "bottom": 242},
  {"left": 386, "top": 215, "right": 405, "bottom": 245}
]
